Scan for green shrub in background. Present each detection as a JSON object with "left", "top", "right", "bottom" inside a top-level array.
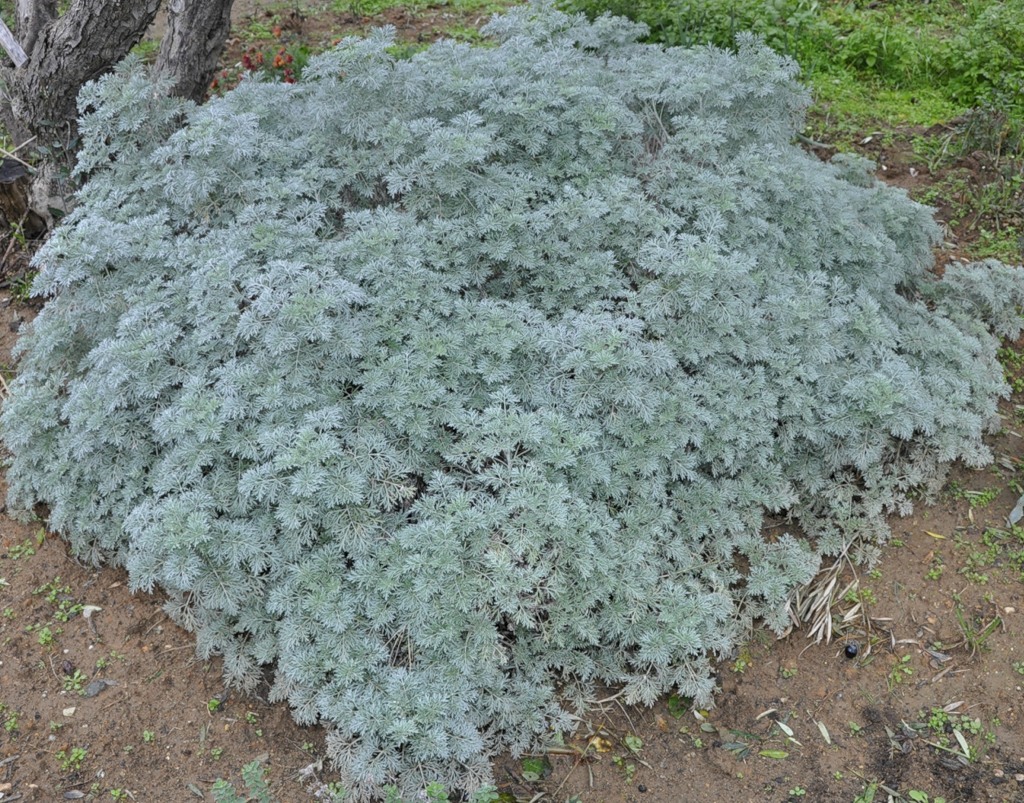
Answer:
[
  {"left": 558, "top": 0, "right": 1024, "bottom": 113},
  {"left": 945, "top": 1, "right": 1024, "bottom": 110},
  {"left": 559, "top": 0, "right": 828, "bottom": 59},
  {"left": 3, "top": 2, "right": 1023, "bottom": 798}
]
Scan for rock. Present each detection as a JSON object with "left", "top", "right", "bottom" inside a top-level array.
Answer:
[{"left": 82, "top": 679, "right": 116, "bottom": 698}]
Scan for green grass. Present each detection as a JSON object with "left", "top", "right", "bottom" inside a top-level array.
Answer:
[
  {"left": 807, "top": 75, "right": 961, "bottom": 131},
  {"left": 959, "top": 525, "right": 1024, "bottom": 584}
]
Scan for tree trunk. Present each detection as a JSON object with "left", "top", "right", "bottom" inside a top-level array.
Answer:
[
  {"left": 155, "top": 0, "right": 235, "bottom": 103},
  {"left": 2, "top": 0, "right": 162, "bottom": 147},
  {"left": 0, "top": 159, "right": 46, "bottom": 240},
  {"left": 0, "top": 0, "right": 235, "bottom": 235},
  {"left": 14, "top": 0, "right": 57, "bottom": 56}
]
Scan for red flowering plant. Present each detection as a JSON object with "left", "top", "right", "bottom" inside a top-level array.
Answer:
[{"left": 210, "top": 27, "right": 306, "bottom": 94}]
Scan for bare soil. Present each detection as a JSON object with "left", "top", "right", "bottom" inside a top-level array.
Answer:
[{"left": 3, "top": 4, "right": 1024, "bottom": 802}]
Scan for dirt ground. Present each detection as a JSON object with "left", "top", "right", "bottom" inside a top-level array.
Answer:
[{"left": 3, "top": 3, "right": 1024, "bottom": 802}]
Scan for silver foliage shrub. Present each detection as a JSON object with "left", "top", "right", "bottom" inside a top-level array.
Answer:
[{"left": 4, "top": 3, "right": 1023, "bottom": 797}]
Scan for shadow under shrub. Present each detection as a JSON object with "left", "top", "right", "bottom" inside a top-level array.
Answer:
[{"left": 3, "top": 3, "right": 1024, "bottom": 798}]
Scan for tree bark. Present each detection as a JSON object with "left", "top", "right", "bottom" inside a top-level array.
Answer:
[
  {"left": 0, "top": 0, "right": 235, "bottom": 234},
  {"left": 155, "top": 0, "right": 235, "bottom": 103},
  {"left": 1, "top": 0, "right": 162, "bottom": 147},
  {"left": 0, "top": 159, "right": 46, "bottom": 240},
  {"left": 14, "top": 0, "right": 57, "bottom": 56}
]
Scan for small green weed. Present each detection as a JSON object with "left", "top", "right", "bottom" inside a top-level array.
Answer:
[
  {"left": 854, "top": 780, "right": 948, "bottom": 803},
  {"left": 63, "top": 669, "right": 88, "bottom": 693},
  {"left": 945, "top": 481, "right": 1001, "bottom": 509},
  {"left": 55, "top": 746, "right": 87, "bottom": 773},
  {"left": 9, "top": 270, "right": 36, "bottom": 304},
  {"left": 611, "top": 752, "right": 637, "bottom": 781},
  {"left": 6, "top": 533, "right": 40, "bottom": 560},
  {"left": 211, "top": 760, "right": 275, "bottom": 803},
  {"left": 666, "top": 693, "right": 691, "bottom": 718},
  {"left": 926, "top": 707, "right": 950, "bottom": 732},
  {"left": 610, "top": 733, "right": 643, "bottom": 778},
  {"left": 1, "top": 703, "right": 19, "bottom": 735},
  {"left": 908, "top": 792, "right": 947, "bottom": 803},
  {"left": 244, "top": 710, "right": 264, "bottom": 736},
  {"left": 954, "top": 605, "right": 1002, "bottom": 656},
  {"left": 731, "top": 648, "right": 753, "bottom": 673},
  {"left": 919, "top": 706, "right": 995, "bottom": 765},
  {"left": 520, "top": 755, "right": 551, "bottom": 782},
  {"left": 844, "top": 586, "right": 878, "bottom": 606},
  {"left": 959, "top": 526, "right": 1024, "bottom": 584},
  {"left": 35, "top": 578, "right": 84, "bottom": 622},
  {"left": 887, "top": 654, "right": 914, "bottom": 690},
  {"left": 26, "top": 623, "right": 57, "bottom": 647},
  {"left": 963, "top": 488, "right": 1000, "bottom": 509},
  {"left": 94, "top": 650, "right": 126, "bottom": 672}
]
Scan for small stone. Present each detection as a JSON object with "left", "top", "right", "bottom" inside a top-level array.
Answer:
[
  {"left": 62, "top": 707, "right": 76, "bottom": 717},
  {"left": 82, "top": 679, "right": 115, "bottom": 698},
  {"left": 1005, "top": 607, "right": 1016, "bottom": 614},
  {"left": 1015, "top": 773, "right": 1024, "bottom": 782}
]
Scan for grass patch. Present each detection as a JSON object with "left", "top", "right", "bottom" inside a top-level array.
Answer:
[{"left": 807, "top": 76, "right": 962, "bottom": 132}]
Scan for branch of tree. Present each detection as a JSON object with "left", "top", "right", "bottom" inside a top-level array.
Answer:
[
  {"left": 15, "top": 0, "right": 57, "bottom": 58},
  {"left": 0, "top": 17, "right": 28, "bottom": 67}
]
